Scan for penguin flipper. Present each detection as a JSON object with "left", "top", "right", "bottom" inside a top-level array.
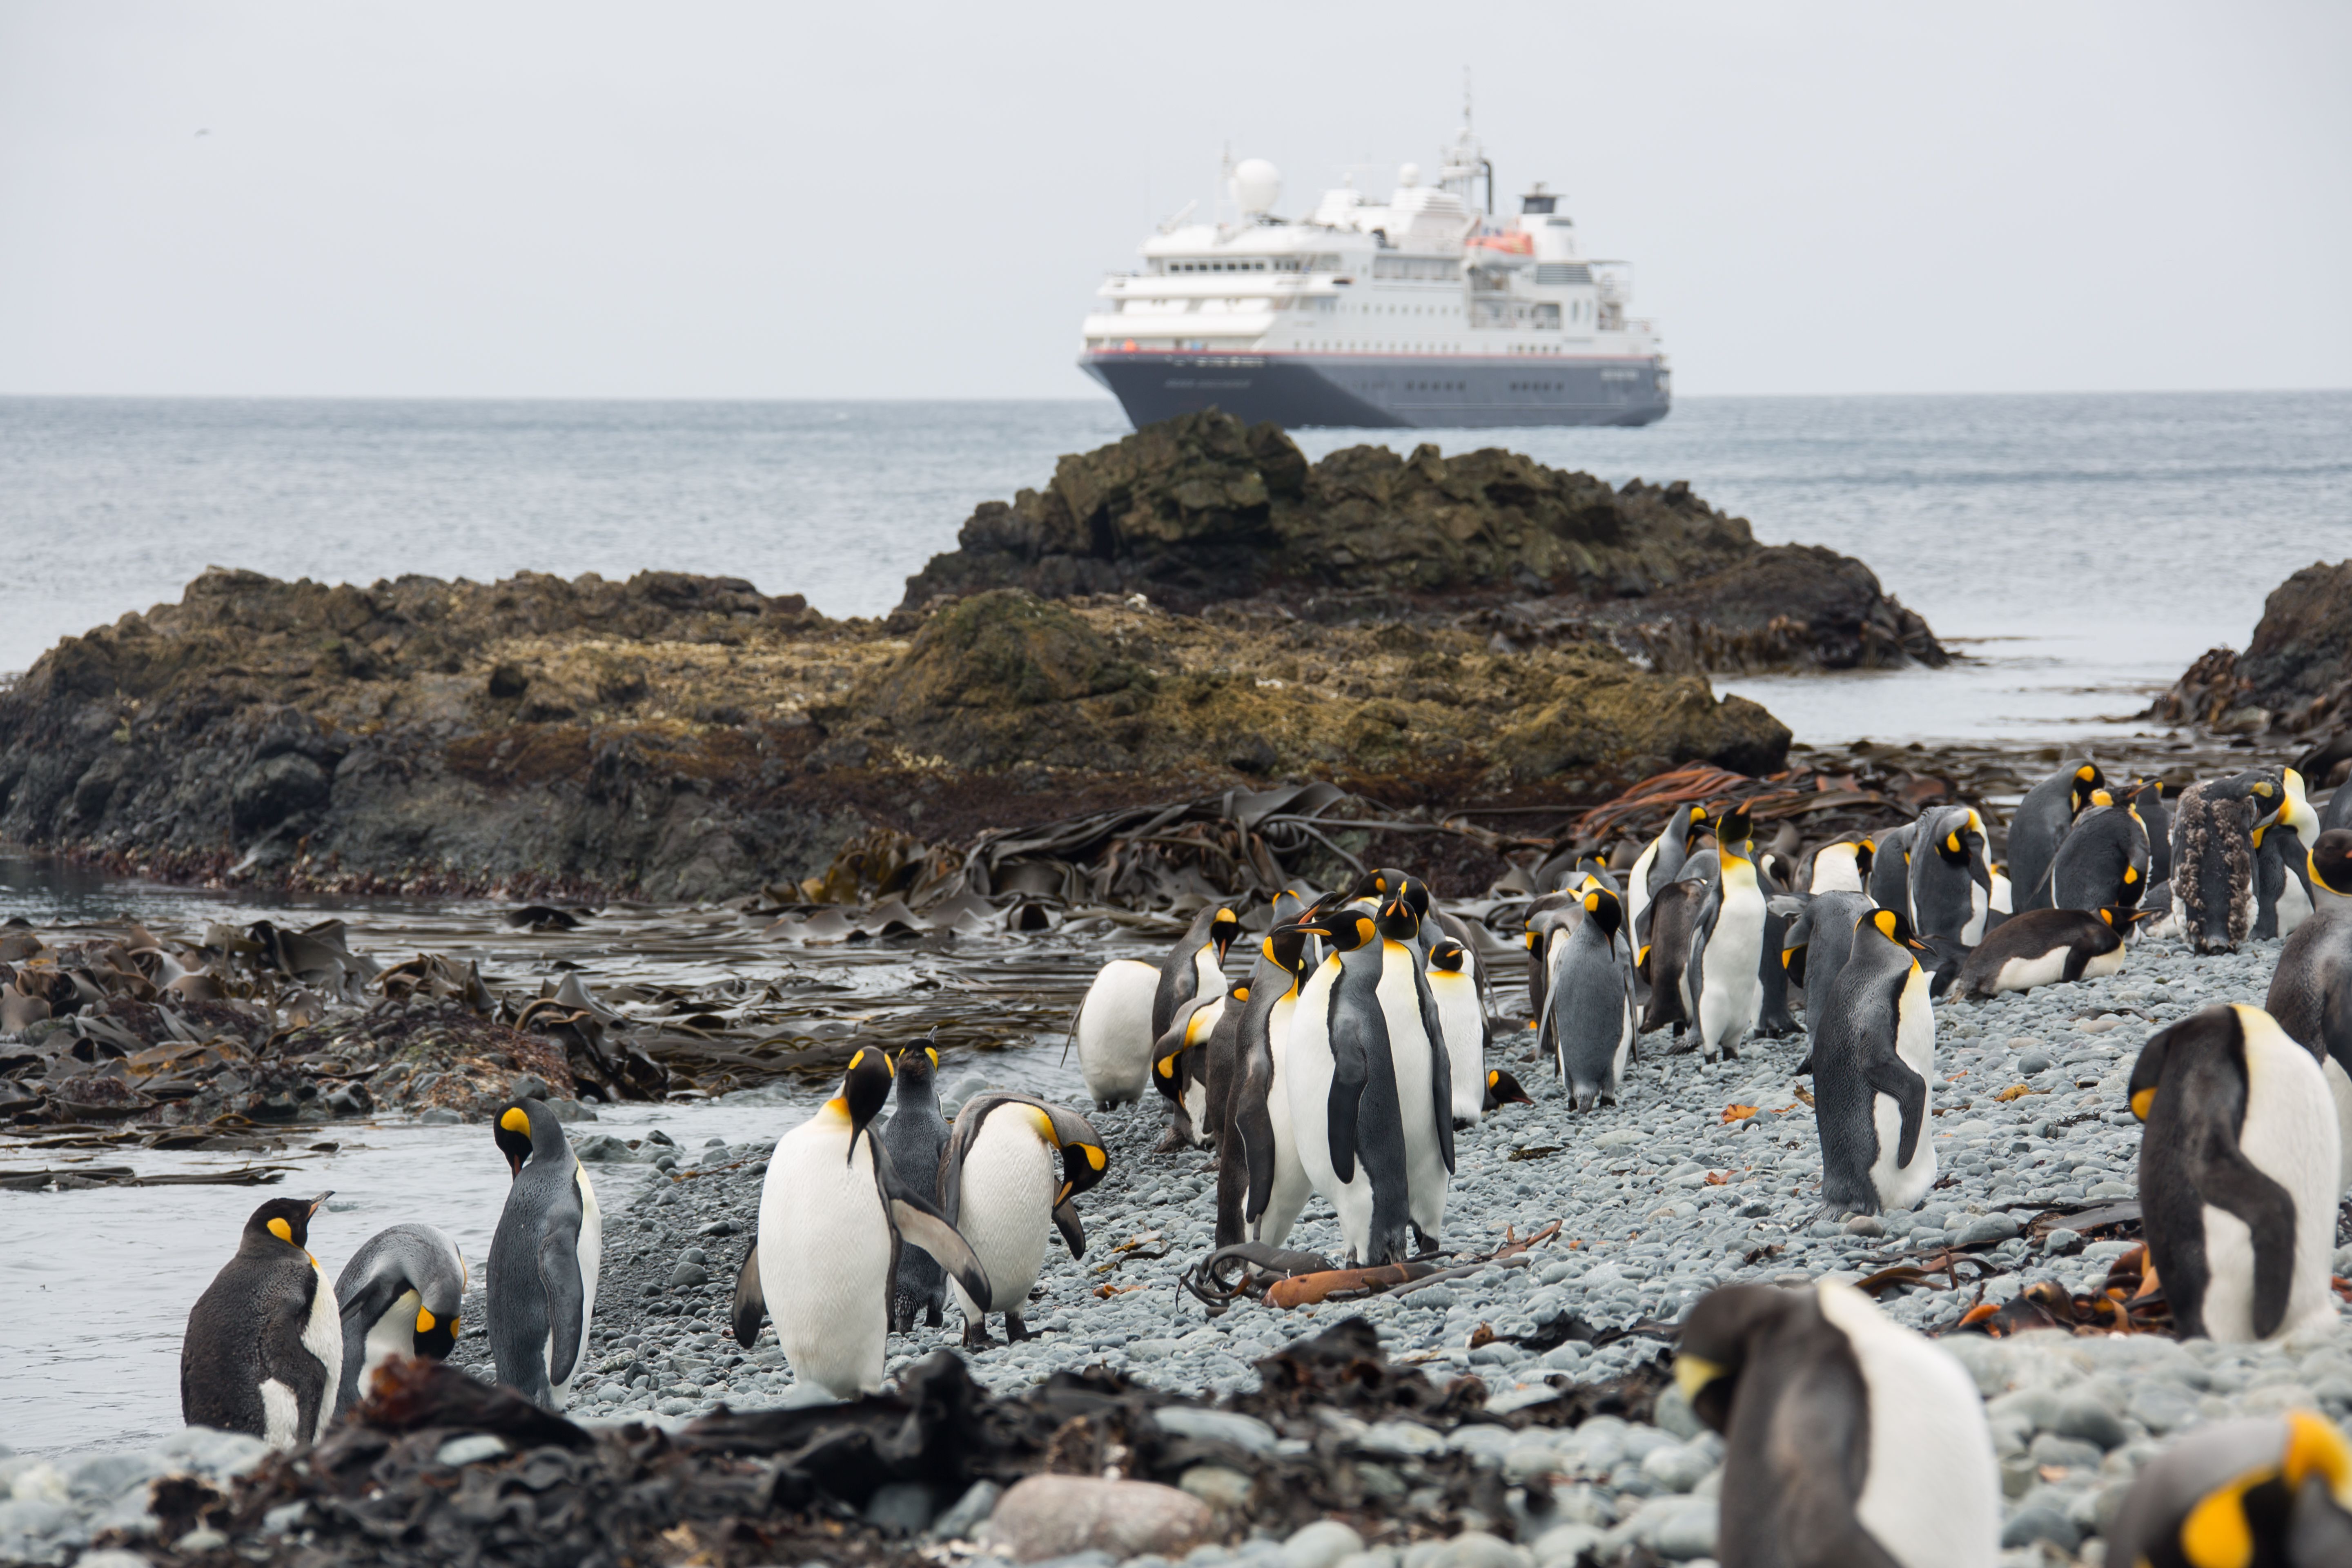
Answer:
[
  {"left": 731, "top": 1244, "right": 764, "bottom": 1349},
  {"left": 1237, "top": 1080, "right": 1278, "bottom": 1225},
  {"left": 536, "top": 1204, "right": 588, "bottom": 1389},
  {"left": 2186, "top": 1131, "right": 2301, "bottom": 1339},
  {"left": 1859, "top": 1034, "right": 1929, "bottom": 1169},
  {"left": 1051, "top": 1198, "right": 1086, "bottom": 1259},
  {"left": 1325, "top": 993, "right": 1376, "bottom": 1187},
  {"left": 1409, "top": 961, "right": 1456, "bottom": 1174},
  {"left": 888, "top": 1198, "right": 992, "bottom": 1308}
]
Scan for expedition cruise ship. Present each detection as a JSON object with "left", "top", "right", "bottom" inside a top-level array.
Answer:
[{"left": 1080, "top": 117, "right": 1670, "bottom": 429}]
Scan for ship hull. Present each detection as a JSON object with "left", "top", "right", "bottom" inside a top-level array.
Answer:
[{"left": 1080, "top": 350, "right": 1670, "bottom": 430}]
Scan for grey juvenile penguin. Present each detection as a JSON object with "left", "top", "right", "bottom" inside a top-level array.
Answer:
[{"left": 332, "top": 1222, "right": 466, "bottom": 1417}]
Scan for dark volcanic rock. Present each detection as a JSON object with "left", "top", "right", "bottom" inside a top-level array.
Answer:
[
  {"left": 899, "top": 410, "right": 1946, "bottom": 672},
  {"left": 2150, "top": 558, "right": 2352, "bottom": 736}
]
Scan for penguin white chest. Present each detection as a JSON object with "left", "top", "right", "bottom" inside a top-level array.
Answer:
[
  {"left": 2278, "top": 871, "right": 2314, "bottom": 936},
  {"left": 2197, "top": 1028, "right": 2340, "bottom": 1342},
  {"left": 1430, "top": 972, "right": 1483, "bottom": 1126},
  {"left": 1988, "top": 948, "right": 2069, "bottom": 996},
  {"left": 758, "top": 1120, "right": 894, "bottom": 1397},
  {"left": 2325, "top": 1056, "right": 2352, "bottom": 1195},
  {"left": 267, "top": 1256, "right": 343, "bottom": 1448},
  {"left": 948, "top": 1116, "right": 1054, "bottom": 1319},
  {"left": 1380, "top": 944, "right": 1447, "bottom": 1238},
  {"left": 360, "top": 1288, "right": 422, "bottom": 1389},
  {"left": 1815, "top": 1283, "right": 2000, "bottom": 1568},
  {"left": 1697, "top": 874, "right": 1765, "bottom": 1058},
  {"left": 1076, "top": 958, "right": 1159, "bottom": 1105},
  {"left": 551, "top": 1161, "right": 602, "bottom": 1403},
  {"left": 1254, "top": 991, "right": 1313, "bottom": 1247},
  {"left": 1962, "top": 880, "right": 1989, "bottom": 945},
  {"left": 1869, "top": 967, "right": 1938, "bottom": 1211}
]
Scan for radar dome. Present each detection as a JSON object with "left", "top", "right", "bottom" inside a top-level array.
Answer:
[
  {"left": 1231, "top": 158, "right": 1282, "bottom": 216},
  {"left": 1399, "top": 162, "right": 1421, "bottom": 188}
]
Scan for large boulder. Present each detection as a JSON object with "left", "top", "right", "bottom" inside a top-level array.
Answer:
[
  {"left": 900, "top": 410, "right": 1945, "bottom": 672},
  {"left": 2150, "top": 559, "right": 2352, "bottom": 735}
]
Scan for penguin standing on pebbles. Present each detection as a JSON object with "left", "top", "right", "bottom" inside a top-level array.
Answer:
[
  {"left": 1544, "top": 886, "right": 1636, "bottom": 1111},
  {"left": 1688, "top": 806, "right": 1766, "bottom": 1064},
  {"left": 2010, "top": 759, "right": 2105, "bottom": 910},
  {"left": 1287, "top": 887, "right": 1455, "bottom": 1265},
  {"left": 1224, "top": 923, "right": 1316, "bottom": 1247},
  {"left": 183, "top": 1193, "right": 342, "bottom": 1450},
  {"left": 1147, "top": 906, "right": 1243, "bottom": 1146},
  {"left": 1425, "top": 938, "right": 1487, "bottom": 1130},
  {"left": 1071, "top": 905, "right": 1238, "bottom": 1110},
  {"left": 1812, "top": 910, "right": 1937, "bottom": 1216},
  {"left": 2129, "top": 1003, "right": 2341, "bottom": 1342},
  {"left": 940, "top": 1092, "right": 1107, "bottom": 1346},
  {"left": 487, "top": 1098, "right": 601, "bottom": 1412},
  {"left": 737, "top": 1049, "right": 992, "bottom": 1394},
  {"left": 2256, "top": 767, "right": 2324, "bottom": 939},
  {"left": 1676, "top": 1280, "right": 2001, "bottom": 1568},
  {"left": 2135, "top": 780, "right": 2174, "bottom": 884},
  {"left": 332, "top": 1222, "right": 466, "bottom": 1417},
  {"left": 2170, "top": 771, "right": 2272, "bottom": 954},
  {"left": 2264, "top": 913, "right": 2352, "bottom": 1193},
  {"left": 2104, "top": 1412, "right": 2352, "bottom": 1568},
  {"left": 877, "top": 1041, "right": 953, "bottom": 1330}
]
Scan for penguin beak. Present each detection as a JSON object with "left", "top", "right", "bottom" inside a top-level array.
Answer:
[{"left": 307, "top": 1192, "right": 332, "bottom": 1217}]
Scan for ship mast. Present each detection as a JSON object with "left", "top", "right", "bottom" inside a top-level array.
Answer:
[{"left": 1439, "top": 69, "right": 1494, "bottom": 215}]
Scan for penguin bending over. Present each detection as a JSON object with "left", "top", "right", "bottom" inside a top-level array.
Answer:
[
  {"left": 1545, "top": 886, "right": 1636, "bottom": 1111},
  {"left": 1806, "top": 838, "right": 1873, "bottom": 895},
  {"left": 1907, "top": 806, "right": 1992, "bottom": 945},
  {"left": 876, "top": 1040, "right": 953, "bottom": 1330},
  {"left": 2049, "top": 793, "right": 2150, "bottom": 914},
  {"left": 182, "top": 1193, "right": 342, "bottom": 1450},
  {"left": 2129, "top": 1003, "right": 2341, "bottom": 1342},
  {"left": 941, "top": 1091, "right": 1108, "bottom": 1346},
  {"left": 332, "top": 1222, "right": 466, "bottom": 1417},
  {"left": 2104, "top": 1412, "right": 2352, "bottom": 1568},
  {"left": 1426, "top": 938, "right": 1487, "bottom": 1130},
  {"left": 1676, "top": 1280, "right": 2000, "bottom": 1568},
  {"left": 1482, "top": 1069, "right": 1532, "bottom": 1113},
  {"left": 1627, "top": 804, "right": 1708, "bottom": 947},
  {"left": 1866, "top": 822, "right": 1915, "bottom": 915},
  {"left": 1287, "top": 886, "right": 1456, "bottom": 1265},
  {"left": 2264, "top": 909, "right": 2352, "bottom": 1193},
  {"left": 488, "top": 1098, "right": 601, "bottom": 1412},
  {"left": 1149, "top": 982, "right": 1227, "bottom": 1150},
  {"left": 734, "top": 1049, "right": 991, "bottom": 1395},
  {"left": 1945, "top": 907, "right": 2132, "bottom": 1000},
  {"left": 1071, "top": 905, "right": 1238, "bottom": 1110},
  {"left": 1812, "top": 909, "right": 1937, "bottom": 1215},
  {"left": 1688, "top": 806, "right": 1767, "bottom": 1064},
  {"left": 2255, "top": 766, "right": 2324, "bottom": 939},
  {"left": 2010, "top": 759, "right": 2105, "bottom": 910}
]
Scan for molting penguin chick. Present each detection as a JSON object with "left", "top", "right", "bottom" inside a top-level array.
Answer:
[
  {"left": 739, "top": 1049, "right": 991, "bottom": 1395},
  {"left": 941, "top": 1092, "right": 1107, "bottom": 1347},
  {"left": 2170, "top": 772, "right": 2270, "bottom": 953},
  {"left": 1677, "top": 1280, "right": 2000, "bottom": 1568},
  {"left": 2263, "top": 908, "right": 2352, "bottom": 1193},
  {"left": 2010, "top": 759, "right": 2105, "bottom": 910},
  {"left": 2130, "top": 1003, "right": 2341, "bottom": 1342},
  {"left": 1544, "top": 885, "right": 1636, "bottom": 1111},
  {"left": 876, "top": 1040, "right": 953, "bottom": 1330},
  {"left": 2104, "top": 1412, "right": 2352, "bottom": 1568},
  {"left": 1812, "top": 909, "right": 1937, "bottom": 1215},
  {"left": 1947, "top": 906, "right": 2134, "bottom": 1000},
  {"left": 182, "top": 1192, "right": 342, "bottom": 1450},
  {"left": 1690, "top": 806, "right": 1766, "bottom": 1064},
  {"left": 486, "top": 1097, "right": 601, "bottom": 1412},
  {"left": 332, "top": 1222, "right": 466, "bottom": 1418}
]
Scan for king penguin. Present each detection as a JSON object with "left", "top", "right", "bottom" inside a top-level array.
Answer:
[
  {"left": 2009, "top": 759, "right": 2105, "bottom": 910},
  {"left": 2129, "top": 1003, "right": 2340, "bottom": 1342},
  {"left": 1545, "top": 885, "right": 1636, "bottom": 1111},
  {"left": 182, "top": 1193, "right": 342, "bottom": 1450},
  {"left": 1222, "top": 921, "right": 1316, "bottom": 1247},
  {"left": 1688, "top": 805, "right": 1767, "bottom": 1064},
  {"left": 1812, "top": 909, "right": 1938, "bottom": 1216},
  {"left": 2135, "top": 780, "right": 2174, "bottom": 884},
  {"left": 1426, "top": 938, "right": 1487, "bottom": 1131},
  {"left": 2264, "top": 909, "right": 2352, "bottom": 1194},
  {"left": 2049, "top": 791, "right": 2151, "bottom": 914},
  {"left": 735, "top": 1049, "right": 992, "bottom": 1395},
  {"left": 1676, "top": 1280, "right": 2001, "bottom": 1568},
  {"left": 1782, "top": 887, "right": 1873, "bottom": 1078},
  {"left": 331, "top": 1222, "right": 466, "bottom": 1417},
  {"left": 1947, "top": 906, "right": 2133, "bottom": 1000},
  {"left": 2172, "top": 770, "right": 2274, "bottom": 954},
  {"left": 1071, "top": 904, "right": 1239, "bottom": 1109},
  {"left": 940, "top": 1091, "right": 1108, "bottom": 1345},
  {"left": 2313, "top": 829, "right": 2352, "bottom": 914},
  {"left": 1627, "top": 804, "right": 1708, "bottom": 948},
  {"left": 2103, "top": 1412, "right": 2352, "bottom": 1568},
  {"left": 877, "top": 1039, "right": 953, "bottom": 1330},
  {"left": 1806, "top": 837, "right": 1873, "bottom": 895},
  {"left": 1907, "top": 805, "right": 1993, "bottom": 945},
  {"left": 487, "top": 1096, "right": 601, "bottom": 1412},
  {"left": 2255, "top": 766, "right": 2324, "bottom": 939},
  {"left": 1287, "top": 886, "right": 1456, "bottom": 1264}
]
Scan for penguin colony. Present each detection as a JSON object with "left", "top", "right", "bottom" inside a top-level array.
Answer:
[{"left": 162, "top": 755, "right": 2352, "bottom": 1561}]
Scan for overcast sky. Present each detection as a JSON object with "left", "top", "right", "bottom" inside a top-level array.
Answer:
[{"left": 3, "top": 2, "right": 2347, "bottom": 400}]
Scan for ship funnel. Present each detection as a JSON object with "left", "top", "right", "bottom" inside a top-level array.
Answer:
[{"left": 1231, "top": 158, "right": 1282, "bottom": 217}]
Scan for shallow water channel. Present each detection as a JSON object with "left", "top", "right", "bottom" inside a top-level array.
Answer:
[{"left": 0, "top": 857, "right": 1153, "bottom": 1457}]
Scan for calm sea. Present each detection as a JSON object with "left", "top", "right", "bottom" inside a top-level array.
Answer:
[{"left": 2, "top": 392, "right": 2346, "bottom": 744}]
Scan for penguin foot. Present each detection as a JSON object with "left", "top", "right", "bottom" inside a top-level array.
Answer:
[
  {"left": 961, "top": 1320, "right": 998, "bottom": 1350},
  {"left": 1006, "top": 1312, "right": 1033, "bottom": 1343},
  {"left": 925, "top": 1303, "right": 942, "bottom": 1328}
]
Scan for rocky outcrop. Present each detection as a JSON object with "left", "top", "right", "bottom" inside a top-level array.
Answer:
[
  {"left": 899, "top": 410, "right": 1946, "bottom": 673},
  {"left": 0, "top": 570, "right": 1787, "bottom": 901},
  {"left": 2149, "top": 559, "right": 2352, "bottom": 737}
]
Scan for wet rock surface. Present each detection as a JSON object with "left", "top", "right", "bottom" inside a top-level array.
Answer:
[
  {"left": 898, "top": 410, "right": 1946, "bottom": 672},
  {"left": 2151, "top": 556, "right": 2352, "bottom": 748}
]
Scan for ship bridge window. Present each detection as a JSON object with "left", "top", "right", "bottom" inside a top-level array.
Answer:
[{"left": 1535, "top": 263, "right": 1594, "bottom": 285}]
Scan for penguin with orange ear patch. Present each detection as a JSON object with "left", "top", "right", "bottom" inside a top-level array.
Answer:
[
  {"left": 2104, "top": 1411, "right": 2352, "bottom": 1568},
  {"left": 182, "top": 1192, "right": 342, "bottom": 1449},
  {"left": 487, "top": 1097, "right": 601, "bottom": 1411}
]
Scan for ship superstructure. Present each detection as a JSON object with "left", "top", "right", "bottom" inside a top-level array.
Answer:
[{"left": 1080, "top": 116, "right": 1670, "bottom": 429}]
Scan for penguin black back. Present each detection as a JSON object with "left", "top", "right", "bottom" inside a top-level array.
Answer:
[
  {"left": 877, "top": 1041, "right": 951, "bottom": 1330},
  {"left": 2010, "top": 760, "right": 2105, "bottom": 910},
  {"left": 487, "top": 1097, "right": 598, "bottom": 1411},
  {"left": 183, "top": 1192, "right": 340, "bottom": 1449},
  {"left": 1950, "top": 906, "right": 2129, "bottom": 1000},
  {"left": 2050, "top": 796, "right": 2149, "bottom": 913},
  {"left": 2134, "top": 781, "right": 2173, "bottom": 884}
]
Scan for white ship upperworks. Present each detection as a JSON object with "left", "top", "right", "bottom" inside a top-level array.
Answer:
[{"left": 1080, "top": 111, "right": 1670, "bottom": 429}]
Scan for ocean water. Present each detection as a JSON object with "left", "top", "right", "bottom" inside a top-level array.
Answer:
[{"left": 1, "top": 391, "right": 2347, "bottom": 743}]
